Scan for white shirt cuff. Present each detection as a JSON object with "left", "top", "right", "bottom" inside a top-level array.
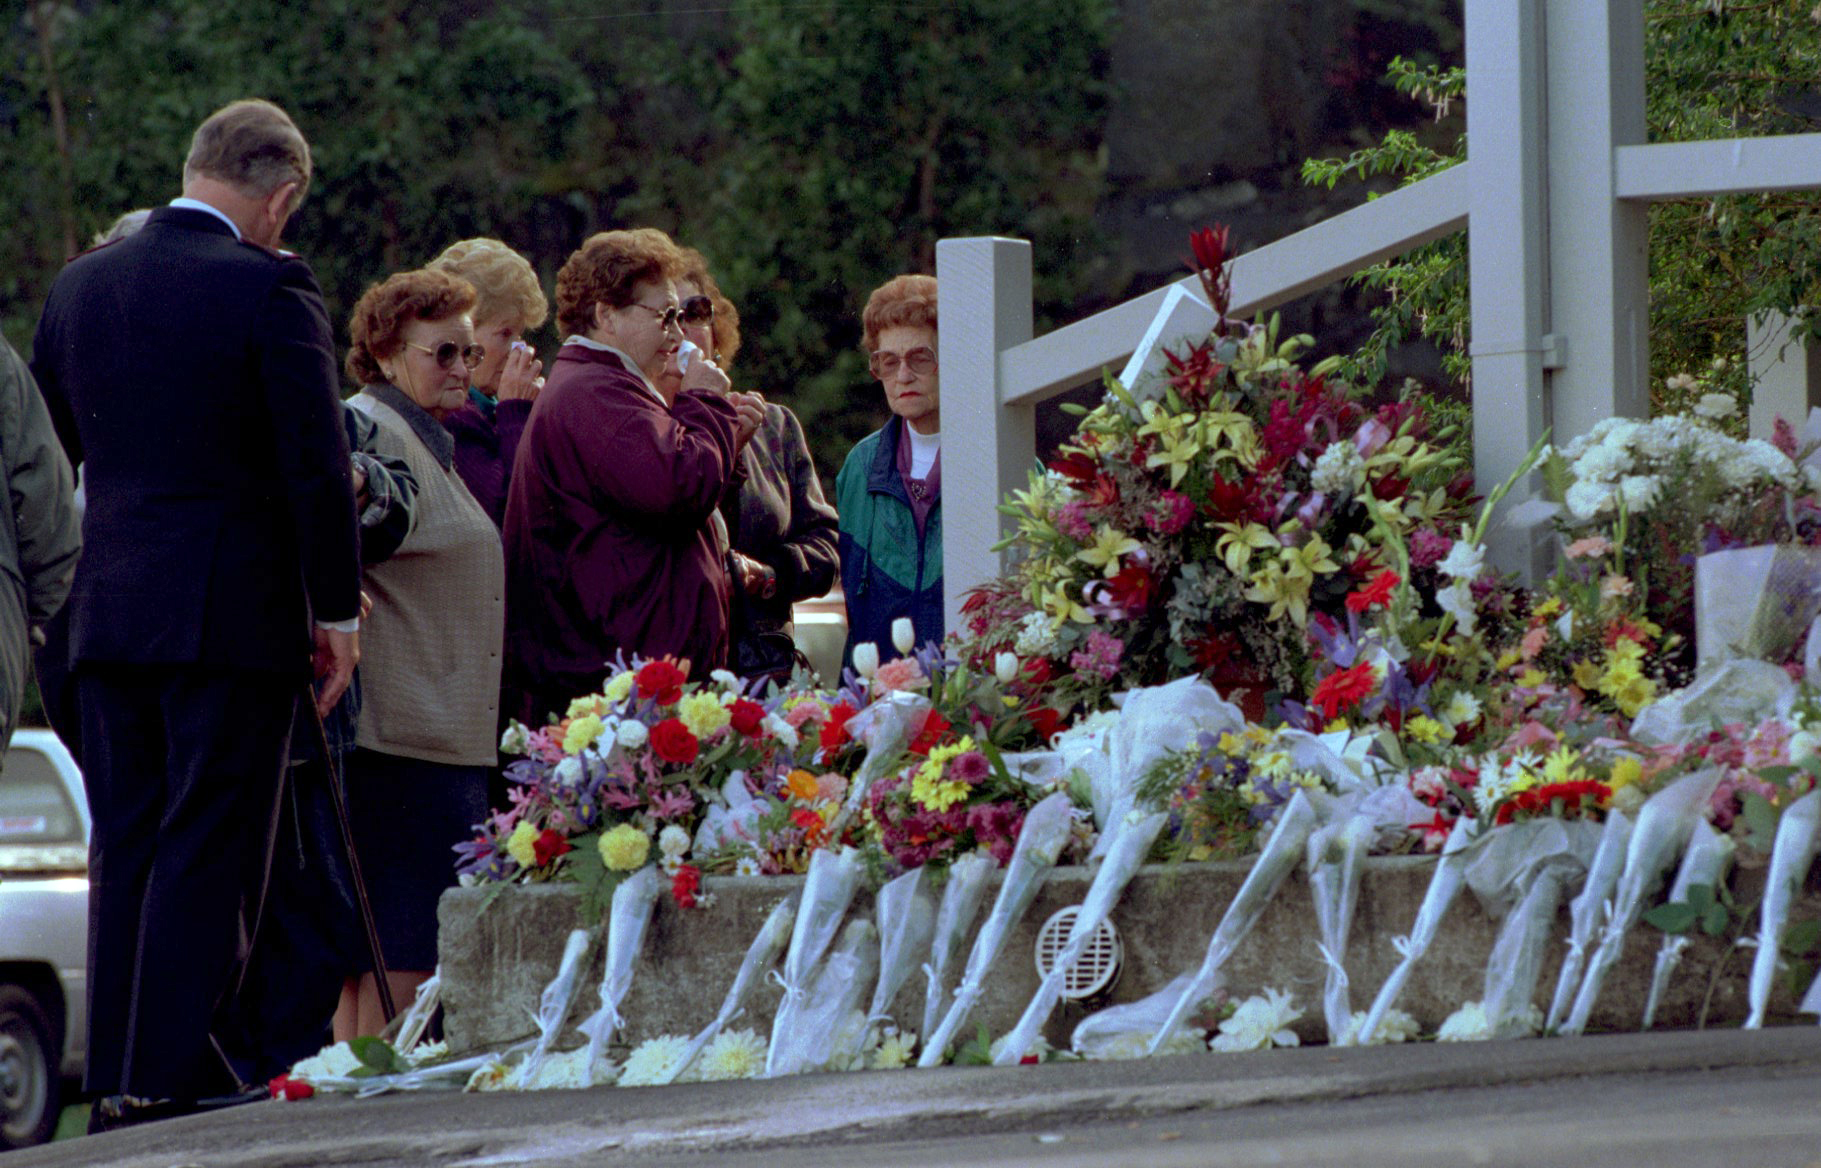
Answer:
[{"left": 315, "top": 617, "right": 360, "bottom": 634}]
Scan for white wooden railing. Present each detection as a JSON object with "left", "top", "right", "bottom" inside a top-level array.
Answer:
[{"left": 936, "top": 0, "right": 1821, "bottom": 630}]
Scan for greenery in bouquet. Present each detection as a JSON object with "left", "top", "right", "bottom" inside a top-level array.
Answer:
[
  {"left": 456, "top": 657, "right": 816, "bottom": 911},
  {"left": 962, "top": 225, "right": 1478, "bottom": 716},
  {"left": 1134, "top": 724, "right": 1339, "bottom": 862},
  {"left": 1537, "top": 392, "right": 1821, "bottom": 680}
]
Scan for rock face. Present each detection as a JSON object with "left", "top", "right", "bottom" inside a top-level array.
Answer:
[{"left": 437, "top": 857, "right": 1818, "bottom": 1057}]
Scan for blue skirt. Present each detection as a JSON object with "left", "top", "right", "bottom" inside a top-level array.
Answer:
[{"left": 344, "top": 748, "right": 489, "bottom": 972}]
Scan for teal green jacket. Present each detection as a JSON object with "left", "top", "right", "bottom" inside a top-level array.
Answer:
[{"left": 835, "top": 417, "right": 942, "bottom": 668}]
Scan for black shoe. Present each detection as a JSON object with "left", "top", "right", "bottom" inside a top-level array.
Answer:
[{"left": 87, "top": 1088, "right": 267, "bottom": 1134}]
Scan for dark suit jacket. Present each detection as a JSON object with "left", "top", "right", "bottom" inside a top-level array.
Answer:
[{"left": 30, "top": 205, "right": 360, "bottom": 674}]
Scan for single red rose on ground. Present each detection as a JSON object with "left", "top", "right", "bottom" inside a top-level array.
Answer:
[
  {"left": 729, "top": 698, "right": 766, "bottom": 737},
  {"left": 269, "top": 1074, "right": 314, "bottom": 1101},
  {"left": 671, "top": 863, "right": 701, "bottom": 909},
  {"left": 532, "top": 828, "right": 572, "bottom": 868},
  {"left": 820, "top": 701, "right": 859, "bottom": 752},
  {"left": 1345, "top": 569, "right": 1401, "bottom": 614},
  {"left": 1309, "top": 661, "right": 1378, "bottom": 722},
  {"left": 650, "top": 717, "right": 700, "bottom": 765},
  {"left": 635, "top": 659, "right": 688, "bottom": 705}
]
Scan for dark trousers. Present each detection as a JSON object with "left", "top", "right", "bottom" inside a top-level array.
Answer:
[{"left": 78, "top": 663, "right": 295, "bottom": 1101}]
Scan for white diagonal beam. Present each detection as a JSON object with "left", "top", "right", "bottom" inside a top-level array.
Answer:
[
  {"left": 997, "top": 163, "right": 1472, "bottom": 407},
  {"left": 1614, "top": 134, "right": 1821, "bottom": 201}
]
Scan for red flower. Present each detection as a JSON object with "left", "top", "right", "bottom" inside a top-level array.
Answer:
[
  {"left": 1309, "top": 662, "right": 1378, "bottom": 722},
  {"left": 1104, "top": 561, "right": 1156, "bottom": 613},
  {"left": 671, "top": 863, "right": 702, "bottom": 909},
  {"left": 1047, "top": 449, "right": 1100, "bottom": 489},
  {"left": 650, "top": 717, "right": 700, "bottom": 765},
  {"left": 532, "top": 828, "right": 572, "bottom": 868},
  {"left": 1022, "top": 656, "right": 1054, "bottom": 687},
  {"left": 791, "top": 807, "right": 829, "bottom": 848},
  {"left": 729, "top": 699, "right": 766, "bottom": 737},
  {"left": 1186, "top": 225, "right": 1232, "bottom": 320},
  {"left": 909, "top": 709, "right": 953, "bottom": 756},
  {"left": 1025, "top": 706, "right": 1064, "bottom": 744},
  {"left": 1164, "top": 339, "right": 1226, "bottom": 405},
  {"left": 820, "top": 701, "right": 858, "bottom": 752},
  {"left": 268, "top": 1074, "right": 314, "bottom": 1101},
  {"left": 1345, "top": 569, "right": 1401, "bottom": 614},
  {"left": 635, "top": 659, "right": 688, "bottom": 705},
  {"left": 1495, "top": 780, "right": 1612, "bottom": 826}
]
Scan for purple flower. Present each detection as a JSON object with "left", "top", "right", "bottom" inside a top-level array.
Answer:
[{"left": 950, "top": 750, "right": 991, "bottom": 786}]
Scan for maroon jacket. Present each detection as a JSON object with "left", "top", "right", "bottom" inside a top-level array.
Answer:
[{"left": 503, "top": 344, "right": 742, "bottom": 720}]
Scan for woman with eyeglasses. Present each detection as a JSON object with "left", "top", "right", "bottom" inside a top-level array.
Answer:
[
  {"left": 655, "top": 246, "right": 840, "bottom": 687},
  {"left": 337, "top": 267, "right": 507, "bottom": 1037},
  {"left": 834, "top": 274, "right": 944, "bottom": 669},
  {"left": 502, "top": 229, "right": 763, "bottom": 723},
  {"left": 429, "top": 238, "right": 549, "bottom": 530}
]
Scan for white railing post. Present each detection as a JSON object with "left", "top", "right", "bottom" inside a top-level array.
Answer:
[
  {"left": 1466, "top": 0, "right": 1552, "bottom": 579},
  {"left": 936, "top": 237, "right": 1034, "bottom": 635},
  {"left": 1545, "top": 0, "right": 1651, "bottom": 438},
  {"left": 1747, "top": 311, "right": 1821, "bottom": 439}
]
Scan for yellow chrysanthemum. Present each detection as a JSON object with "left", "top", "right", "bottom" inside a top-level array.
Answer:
[
  {"left": 1572, "top": 659, "right": 1603, "bottom": 690},
  {"left": 1404, "top": 715, "right": 1449, "bottom": 746},
  {"left": 1542, "top": 746, "right": 1586, "bottom": 785},
  {"left": 677, "top": 691, "right": 732, "bottom": 739},
  {"left": 1608, "top": 755, "right": 1643, "bottom": 793},
  {"left": 599, "top": 824, "right": 651, "bottom": 872},
  {"left": 563, "top": 714, "right": 605, "bottom": 756},
  {"left": 506, "top": 820, "right": 540, "bottom": 869},
  {"left": 912, "top": 737, "right": 976, "bottom": 812},
  {"left": 1612, "top": 675, "right": 1657, "bottom": 717}
]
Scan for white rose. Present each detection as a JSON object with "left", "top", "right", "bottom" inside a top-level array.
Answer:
[
  {"left": 891, "top": 617, "right": 916, "bottom": 656},
  {"left": 852, "top": 641, "right": 881, "bottom": 679}
]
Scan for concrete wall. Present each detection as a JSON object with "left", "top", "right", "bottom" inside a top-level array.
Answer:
[{"left": 439, "top": 855, "right": 1817, "bottom": 1058}]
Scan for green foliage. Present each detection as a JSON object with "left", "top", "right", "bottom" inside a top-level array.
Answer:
[
  {"left": 1302, "top": 1, "right": 1821, "bottom": 408},
  {"left": 1643, "top": 882, "right": 1731, "bottom": 937},
  {"left": 347, "top": 1035, "right": 406, "bottom": 1077},
  {"left": 2, "top": 0, "right": 1113, "bottom": 483}
]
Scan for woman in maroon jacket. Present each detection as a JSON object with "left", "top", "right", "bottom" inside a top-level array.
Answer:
[{"left": 502, "top": 228, "right": 763, "bottom": 723}]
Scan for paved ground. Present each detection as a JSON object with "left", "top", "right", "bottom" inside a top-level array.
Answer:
[{"left": 9, "top": 1027, "right": 1820, "bottom": 1168}]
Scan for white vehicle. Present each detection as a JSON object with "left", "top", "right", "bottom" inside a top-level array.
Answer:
[{"left": 0, "top": 729, "right": 86, "bottom": 1148}]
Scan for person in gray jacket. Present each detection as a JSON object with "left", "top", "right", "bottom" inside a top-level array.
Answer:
[{"left": 0, "top": 338, "right": 80, "bottom": 755}]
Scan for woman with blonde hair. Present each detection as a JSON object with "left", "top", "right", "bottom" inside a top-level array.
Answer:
[
  {"left": 430, "top": 237, "right": 548, "bottom": 528},
  {"left": 503, "top": 228, "right": 763, "bottom": 722},
  {"left": 337, "top": 267, "right": 505, "bottom": 1038}
]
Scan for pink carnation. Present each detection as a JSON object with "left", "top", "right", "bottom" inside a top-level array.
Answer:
[
  {"left": 1408, "top": 527, "right": 1452, "bottom": 570},
  {"left": 1069, "top": 630, "right": 1125, "bottom": 681},
  {"left": 873, "top": 657, "right": 928, "bottom": 694},
  {"left": 950, "top": 750, "right": 991, "bottom": 786},
  {"left": 785, "top": 700, "right": 829, "bottom": 729},
  {"left": 1055, "top": 500, "right": 1096, "bottom": 542},
  {"left": 1144, "top": 490, "right": 1197, "bottom": 535}
]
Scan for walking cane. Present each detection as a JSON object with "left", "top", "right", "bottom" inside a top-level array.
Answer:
[{"left": 305, "top": 686, "right": 399, "bottom": 1023}]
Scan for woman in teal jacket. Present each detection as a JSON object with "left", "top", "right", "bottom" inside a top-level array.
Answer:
[{"left": 836, "top": 275, "right": 944, "bottom": 668}]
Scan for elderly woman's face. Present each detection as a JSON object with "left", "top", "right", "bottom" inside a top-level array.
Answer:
[
  {"left": 591, "top": 278, "right": 682, "bottom": 383},
  {"left": 385, "top": 313, "right": 477, "bottom": 421},
  {"left": 470, "top": 314, "right": 524, "bottom": 393},
  {"left": 873, "top": 324, "right": 940, "bottom": 435}
]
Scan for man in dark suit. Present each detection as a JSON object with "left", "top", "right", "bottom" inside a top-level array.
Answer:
[{"left": 30, "top": 99, "right": 362, "bottom": 1122}]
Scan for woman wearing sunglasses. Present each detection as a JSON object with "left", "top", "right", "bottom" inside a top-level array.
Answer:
[
  {"left": 502, "top": 229, "right": 763, "bottom": 724},
  {"left": 834, "top": 274, "right": 944, "bottom": 669},
  {"left": 657, "top": 246, "right": 840, "bottom": 687},
  {"left": 338, "top": 267, "right": 507, "bottom": 1037},
  {"left": 429, "top": 238, "right": 549, "bottom": 531}
]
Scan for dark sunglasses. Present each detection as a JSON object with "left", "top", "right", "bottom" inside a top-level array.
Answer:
[
  {"left": 869, "top": 346, "right": 937, "bottom": 379},
  {"left": 405, "top": 340, "right": 486, "bottom": 372},
  {"left": 681, "top": 295, "right": 715, "bottom": 325}
]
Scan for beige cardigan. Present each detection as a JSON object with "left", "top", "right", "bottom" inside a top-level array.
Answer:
[{"left": 349, "top": 387, "right": 505, "bottom": 766}]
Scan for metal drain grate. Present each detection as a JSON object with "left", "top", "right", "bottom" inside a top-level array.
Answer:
[{"left": 1033, "top": 906, "right": 1122, "bottom": 1000}]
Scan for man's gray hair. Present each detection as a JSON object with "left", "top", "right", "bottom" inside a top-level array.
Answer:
[{"left": 182, "top": 99, "right": 312, "bottom": 211}]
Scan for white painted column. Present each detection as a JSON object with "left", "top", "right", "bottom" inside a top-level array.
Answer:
[
  {"left": 1466, "top": 0, "right": 1553, "bottom": 579},
  {"left": 1544, "top": 0, "right": 1650, "bottom": 438},
  {"left": 935, "top": 237, "right": 1034, "bottom": 635},
  {"left": 1747, "top": 311, "right": 1821, "bottom": 439}
]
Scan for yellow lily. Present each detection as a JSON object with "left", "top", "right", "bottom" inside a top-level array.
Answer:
[
  {"left": 1076, "top": 524, "right": 1141, "bottom": 577},
  {"left": 1214, "top": 521, "right": 1278, "bottom": 575}
]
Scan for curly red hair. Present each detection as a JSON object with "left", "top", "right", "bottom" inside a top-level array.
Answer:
[
  {"left": 555, "top": 228, "right": 685, "bottom": 339},
  {"left": 677, "top": 246, "right": 742, "bottom": 366},
  {"left": 346, "top": 269, "right": 477, "bottom": 385},
  {"left": 861, "top": 274, "right": 938, "bottom": 353}
]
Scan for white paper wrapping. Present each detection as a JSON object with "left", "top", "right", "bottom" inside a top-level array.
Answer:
[
  {"left": 1747, "top": 787, "right": 1821, "bottom": 1028},
  {"left": 665, "top": 894, "right": 797, "bottom": 1085},
  {"left": 767, "top": 846, "right": 867, "bottom": 1075},
  {"left": 1640, "top": 819, "right": 1734, "bottom": 1030},
  {"left": 1307, "top": 813, "right": 1375, "bottom": 1044},
  {"left": 576, "top": 865, "right": 666, "bottom": 1080},
  {"left": 921, "top": 851, "right": 995, "bottom": 1041},
  {"left": 868, "top": 868, "right": 937, "bottom": 1026},
  {"left": 509, "top": 928, "right": 594, "bottom": 1090},
  {"left": 1354, "top": 814, "right": 1477, "bottom": 1045}
]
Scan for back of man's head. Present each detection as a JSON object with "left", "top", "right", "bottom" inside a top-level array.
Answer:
[{"left": 182, "top": 99, "right": 311, "bottom": 212}]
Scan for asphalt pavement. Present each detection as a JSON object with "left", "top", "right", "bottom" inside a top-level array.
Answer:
[{"left": 8, "top": 1026, "right": 1819, "bottom": 1168}]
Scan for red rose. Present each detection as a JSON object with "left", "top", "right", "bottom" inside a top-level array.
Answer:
[
  {"left": 635, "top": 659, "right": 689, "bottom": 705},
  {"left": 532, "top": 828, "right": 572, "bottom": 868},
  {"left": 671, "top": 863, "right": 701, "bottom": 909},
  {"left": 650, "top": 717, "right": 700, "bottom": 765},
  {"left": 820, "top": 701, "right": 859, "bottom": 752},
  {"left": 1025, "top": 706, "right": 1064, "bottom": 744},
  {"left": 729, "top": 699, "right": 766, "bottom": 737},
  {"left": 269, "top": 1074, "right": 314, "bottom": 1101}
]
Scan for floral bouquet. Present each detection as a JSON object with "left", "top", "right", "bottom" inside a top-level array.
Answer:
[
  {"left": 960, "top": 224, "right": 1477, "bottom": 715},
  {"left": 456, "top": 657, "right": 815, "bottom": 910}
]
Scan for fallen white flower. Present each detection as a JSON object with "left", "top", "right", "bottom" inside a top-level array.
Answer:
[
  {"left": 1437, "top": 1001, "right": 1491, "bottom": 1042},
  {"left": 1339, "top": 1008, "right": 1419, "bottom": 1046},
  {"left": 619, "top": 1034, "right": 693, "bottom": 1087},
  {"left": 696, "top": 1028, "right": 767, "bottom": 1081},
  {"left": 870, "top": 1029, "right": 917, "bottom": 1069},
  {"left": 290, "top": 1041, "right": 362, "bottom": 1082},
  {"left": 1210, "top": 988, "right": 1302, "bottom": 1052}
]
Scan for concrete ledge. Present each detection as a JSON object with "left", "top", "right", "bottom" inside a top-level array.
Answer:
[{"left": 438, "top": 857, "right": 1820, "bottom": 1056}]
